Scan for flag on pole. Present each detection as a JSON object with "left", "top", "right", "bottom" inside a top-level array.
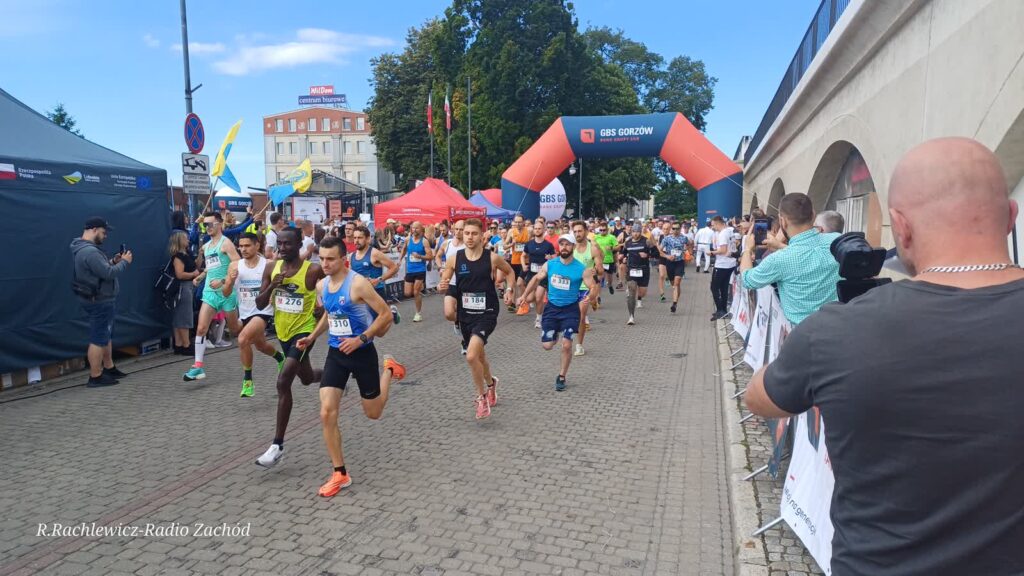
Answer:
[
  {"left": 426, "top": 89, "right": 433, "bottom": 134},
  {"left": 444, "top": 85, "right": 451, "bottom": 132},
  {"left": 268, "top": 159, "right": 313, "bottom": 206},
  {"left": 211, "top": 119, "right": 242, "bottom": 178},
  {"left": 219, "top": 164, "right": 241, "bottom": 192}
]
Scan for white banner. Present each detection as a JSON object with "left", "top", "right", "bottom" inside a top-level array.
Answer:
[
  {"left": 729, "top": 276, "right": 752, "bottom": 339},
  {"left": 539, "top": 178, "right": 567, "bottom": 221},
  {"left": 768, "top": 297, "right": 792, "bottom": 363},
  {"left": 743, "top": 286, "right": 775, "bottom": 370},
  {"left": 292, "top": 196, "right": 327, "bottom": 224},
  {"left": 782, "top": 410, "right": 835, "bottom": 575}
]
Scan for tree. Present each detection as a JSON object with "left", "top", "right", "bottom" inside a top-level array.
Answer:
[{"left": 46, "top": 103, "right": 82, "bottom": 136}]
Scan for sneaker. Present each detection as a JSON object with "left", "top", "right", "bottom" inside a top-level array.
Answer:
[
  {"left": 413, "top": 312, "right": 422, "bottom": 322},
  {"left": 183, "top": 366, "right": 206, "bottom": 381},
  {"left": 461, "top": 342, "right": 467, "bottom": 355},
  {"left": 710, "top": 311, "right": 724, "bottom": 321},
  {"left": 627, "top": 315, "right": 635, "bottom": 325},
  {"left": 507, "top": 304, "right": 516, "bottom": 313},
  {"left": 609, "top": 284, "right": 615, "bottom": 295},
  {"left": 475, "top": 395, "right": 491, "bottom": 420},
  {"left": 555, "top": 375, "right": 566, "bottom": 392},
  {"left": 637, "top": 299, "right": 643, "bottom": 309},
  {"left": 574, "top": 344, "right": 585, "bottom": 357},
  {"left": 255, "top": 444, "right": 283, "bottom": 468},
  {"left": 317, "top": 471, "right": 353, "bottom": 497},
  {"left": 277, "top": 355, "right": 285, "bottom": 373},
  {"left": 534, "top": 316, "right": 542, "bottom": 329},
  {"left": 86, "top": 373, "right": 119, "bottom": 388},
  {"left": 103, "top": 366, "right": 128, "bottom": 379},
  {"left": 616, "top": 282, "right": 624, "bottom": 290},
  {"left": 516, "top": 302, "right": 530, "bottom": 315},
  {"left": 671, "top": 303, "right": 677, "bottom": 314},
  {"left": 453, "top": 323, "right": 460, "bottom": 336},
  {"left": 390, "top": 305, "right": 401, "bottom": 325},
  {"left": 383, "top": 355, "right": 406, "bottom": 381},
  {"left": 240, "top": 379, "right": 254, "bottom": 398},
  {"left": 487, "top": 376, "right": 499, "bottom": 407},
  {"left": 211, "top": 339, "right": 231, "bottom": 348},
  {"left": 660, "top": 294, "right": 667, "bottom": 302}
]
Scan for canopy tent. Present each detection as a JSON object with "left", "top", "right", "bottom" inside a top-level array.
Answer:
[
  {"left": 373, "top": 178, "right": 484, "bottom": 225},
  {"left": 469, "top": 191, "right": 517, "bottom": 221},
  {"left": 478, "top": 188, "right": 502, "bottom": 206},
  {"left": 0, "top": 87, "right": 169, "bottom": 373}
]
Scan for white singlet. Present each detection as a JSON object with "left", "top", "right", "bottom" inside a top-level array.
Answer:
[{"left": 237, "top": 256, "right": 275, "bottom": 320}]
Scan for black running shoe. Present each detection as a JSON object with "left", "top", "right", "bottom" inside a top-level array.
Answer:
[
  {"left": 671, "top": 303, "right": 677, "bottom": 314},
  {"left": 87, "top": 373, "right": 119, "bottom": 388},
  {"left": 104, "top": 367, "right": 128, "bottom": 379}
]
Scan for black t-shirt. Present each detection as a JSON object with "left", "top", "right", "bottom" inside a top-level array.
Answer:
[
  {"left": 523, "top": 238, "right": 555, "bottom": 273},
  {"left": 621, "top": 237, "right": 656, "bottom": 270},
  {"left": 764, "top": 278, "right": 1024, "bottom": 575},
  {"left": 173, "top": 252, "right": 196, "bottom": 273}
]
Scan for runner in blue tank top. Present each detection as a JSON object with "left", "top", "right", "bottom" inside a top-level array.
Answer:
[
  {"left": 398, "top": 221, "right": 434, "bottom": 322},
  {"left": 295, "top": 236, "right": 407, "bottom": 498},
  {"left": 520, "top": 234, "right": 598, "bottom": 391},
  {"left": 350, "top": 225, "right": 401, "bottom": 321}
]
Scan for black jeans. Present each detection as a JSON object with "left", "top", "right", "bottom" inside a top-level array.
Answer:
[{"left": 710, "top": 267, "right": 735, "bottom": 313}]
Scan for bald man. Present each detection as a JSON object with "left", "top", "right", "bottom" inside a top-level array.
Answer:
[{"left": 745, "top": 138, "right": 1024, "bottom": 575}]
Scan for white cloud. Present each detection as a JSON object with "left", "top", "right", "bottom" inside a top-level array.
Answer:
[
  {"left": 143, "top": 33, "right": 160, "bottom": 48},
  {"left": 212, "top": 29, "right": 395, "bottom": 76},
  {"left": 171, "top": 42, "right": 226, "bottom": 55}
]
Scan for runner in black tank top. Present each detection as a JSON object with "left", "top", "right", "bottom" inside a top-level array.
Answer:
[{"left": 439, "top": 218, "right": 515, "bottom": 420}]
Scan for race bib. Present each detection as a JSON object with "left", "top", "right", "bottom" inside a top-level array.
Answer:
[
  {"left": 671, "top": 249, "right": 683, "bottom": 258},
  {"left": 328, "top": 314, "right": 353, "bottom": 337},
  {"left": 629, "top": 268, "right": 644, "bottom": 278},
  {"left": 515, "top": 243, "right": 525, "bottom": 252},
  {"left": 409, "top": 253, "right": 422, "bottom": 262},
  {"left": 239, "top": 287, "right": 259, "bottom": 307},
  {"left": 462, "top": 292, "right": 486, "bottom": 311},
  {"left": 275, "top": 292, "right": 304, "bottom": 314},
  {"left": 205, "top": 253, "right": 222, "bottom": 270},
  {"left": 530, "top": 263, "right": 541, "bottom": 273},
  {"left": 550, "top": 274, "right": 571, "bottom": 291}
]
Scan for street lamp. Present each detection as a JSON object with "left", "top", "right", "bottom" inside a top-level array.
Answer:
[{"left": 568, "top": 159, "right": 582, "bottom": 217}]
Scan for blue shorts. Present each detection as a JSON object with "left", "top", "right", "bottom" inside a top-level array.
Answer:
[
  {"left": 577, "top": 289, "right": 589, "bottom": 303},
  {"left": 83, "top": 300, "right": 116, "bottom": 346},
  {"left": 202, "top": 285, "right": 238, "bottom": 312},
  {"left": 541, "top": 302, "right": 580, "bottom": 343}
]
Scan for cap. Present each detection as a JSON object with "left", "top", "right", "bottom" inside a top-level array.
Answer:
[
  {"left": 84, "top": 217, "right": 112, "bottom": 230},
  {"left": 558, "top": 233, "right": 576, "bottom": 245},
  {"left": 631, "top": 224, "right": 643, "bottom": 233},
  {"left": 386, "top": 218, "right": 397, "bottom": 224}
]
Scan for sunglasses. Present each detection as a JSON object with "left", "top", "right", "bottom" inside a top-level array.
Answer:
[
  {"left": 672, "top": 227, "right": 681, "bottom": 230},
  {"left": 203, "top": 220, "right": 219, "bottom": 226}
]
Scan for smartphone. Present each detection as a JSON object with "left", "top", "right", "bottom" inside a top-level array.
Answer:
[
  {"left": 753, "top": 219, "right": 770, "bottom": 247},
  {"left": 119, "top": 243, "right": 126, "bottom": 255}
]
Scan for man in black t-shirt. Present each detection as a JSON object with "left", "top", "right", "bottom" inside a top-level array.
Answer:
[
  {"left": 620, "top": 224, "right": 658, "bottom": 325},
  {"left": 744, "top": 138, "right": 1024, "bottom": 576},
  {"left": 521, "top": 221, "right": 556, "bottom": 328}
]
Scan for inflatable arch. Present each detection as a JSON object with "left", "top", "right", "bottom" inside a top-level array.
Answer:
[{"left": 501, "top": 113, "right": 742, "bottom": 221}]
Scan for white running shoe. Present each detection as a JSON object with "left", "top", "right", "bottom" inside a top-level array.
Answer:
[
  {"left": 255, "top": 444, "right": 283, "bottom": 468},
  {"left": 574, "top": 344, "right": 585, "bottom": 357},
  {"left": 637, "top": 299, "right": 643, "bottom": 309},
  {"left": 534, "top": 316, "right": 541, "bottom": 329},
  {"left": 627, "top": 315, "right": 635, "bottom": 325},
  {"left": 413, "top": 312, "right": 422, "bottom": 322}
]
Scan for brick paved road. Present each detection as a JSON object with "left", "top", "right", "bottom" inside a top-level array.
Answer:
[{"left": 1, "top": 272, "right": 733, "bottom": 576}]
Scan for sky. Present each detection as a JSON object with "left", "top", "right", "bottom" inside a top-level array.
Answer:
[{"left": 0, "top": 0, "right": 820, "bottom": 192}]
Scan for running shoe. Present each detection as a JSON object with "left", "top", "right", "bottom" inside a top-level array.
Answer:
[
  {"left": 534, "top": 316, "right": 542, "bottom": 329},
  {"left": 453, "top": 323, "right": 460, "bottom": 336},
  {"left": 240, "top": 379, "right": 254, "bottom": 398},
  {"left": 627, "top": 315, "right": 635, "bottom": 325},
  {"left": 637, "top": 299, "right": 643, "bottom": 309},
  {"left": 671, "top": 303, "right": 678, "bottom": 314},
  {"left": 103, "top": 367, "right": 128, "bottom": 379},
  {"left": 475, "top": 395, "right": 491, "bottom": 419},
  {"left": 183, "top": 366, "right": 206, "bottom": 381},
  {"left": 616, "top": 282, "right": 624, "bottom": 290},
  {"left": 555, "top": 375, "right": 566, "bottom": 392},
  {"left": 461, "top": 342, "right": 467, "bottom": 355},
  {"left": 660, "top": 294, "right": 666, "bottom": 302},
  {"left": 383, "top": 355, "right": 406, "bottom": 381},
  {"left": 277, "top": 355, "right": 285, "bottom": 373},
  {"left": 390, "top": 305, "right": 401, "bottom": 325},
  {"left": 507, "top": 303, "right": 516, "bottom": 313},
  {"left": 516, "top": 302, "right": 530, "bottom": 315},
  {"left": 487, "top": 376, "right": 499, "bottom": 407},
  {"left": 318, "top": 471, "right": 353, "bottom": 497},
  {"left": 86, "top": 373, "right": 119, "bottom": 388},
  {"left": 609, "top": 284, "right": 614, "bottom": 295},
  {"left": 413, "top": 312, "right": 422, "bottom": 322},
  {"left": 574, "top": 344, "right": 585, "bottom": 357},
  {"left": 255, "top": 444, "right": 283, "bottom": 468}
]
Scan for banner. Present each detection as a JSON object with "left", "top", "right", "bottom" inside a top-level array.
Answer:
[
  {"left": 328, "top": 200, "right": 342, "bottom": 218},
  {"left": 743, "top": 286, "right": 775, "bottom": 370},
  {"left": 292, "top": 196, "right": 326, "bottom": 224},
  {"left": 765, "top": 295, "right": 793, "bottom": 479},
  {"left": 729, "top": 276, "right": 752, "bottom": 339},
  {"left": 768, "top": 296, "right": 792, "bottom": 362},
  {"left": 539, "top": 178, "right": 567, "bottom": 221},
  {"left": 781, "top": 409, "right": 835, "bottom": 575}
]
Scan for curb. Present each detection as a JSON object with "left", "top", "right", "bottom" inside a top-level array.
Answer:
[{"left": 716, "top": 319, "right": 770, "bottom": 576}]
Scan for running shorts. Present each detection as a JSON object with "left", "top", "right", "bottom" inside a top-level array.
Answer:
[
  {"left": 541, "top": 302, "right": 580, "bottom": 342},
  {"left": 321, "top": 344, "right": 381, "bottom": 399}
]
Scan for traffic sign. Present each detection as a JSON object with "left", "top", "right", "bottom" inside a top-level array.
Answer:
[
  {"left": 182, "top": 152, "right": 210, "bottom": 195},
  {"left": 184, "top": 113, "right": 205, "bottom": 154}
]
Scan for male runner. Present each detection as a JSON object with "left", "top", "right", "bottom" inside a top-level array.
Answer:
[
  {"left": 252, "top": 227, "right": 325, "bottom": 467},
  {"left": 294, "top": 236, "right": 407, "bottom": 497},
  {"left": 656, "top": 222, "right": 672, "bottom": 301},
  {"left": 660, "top": 221, "right": 690, "bottom": 313},
  {"left": 520, "top": 220, "right": 556, "bottom": 325},
  {"left": 621, "top": 224, "right": 659, "bottom": 325},
  {"left": 398, "top": 221, "right": 434, "bottom": 322},
  {"left": 571, "top": 220, "right": 604, "bottom": 357},
  {"left": 593, "top": 223, "right": 619, "bottom": 295},
  {"left": 350, "top": 225, "right": 400, "bottom": 318},
  {"left": 438, "top": 220, "right": 468, "bottom": 352},
  {"left": 221, "top": 232, "right": 286, "bottom": 397},
  {"left": 439, "top": 218, "right": 514, "bottom": 419},
  {"left": 264, "top": 212, "right": 286, "bottom": 260},
  {"left": 519, "top": 234, "right": 598, "bottom": 390},
  {"left": 504, "top": 214, "right": 530, "bottom": 311},
  {"left": 184, "top": 211, "right": 243, "bottom": 381}
]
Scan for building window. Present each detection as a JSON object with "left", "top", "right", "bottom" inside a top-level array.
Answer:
[
  {"left": 276, "top": 142, "right": 284, "bottom": 156},
  {"left": 343, "top": 118, "right": 351, "bottom": 131},
  {"left": 356, "top": 117, "right": 365, "bottom": 131},
  {"left": 288, "top": 119, "right": 296, "bottom": 132},
  {"left": 275, "top": 119, "right": 283, "bottom": 133},
  {"left": 308, "top": 118, "right": 317, "bottom": 132},
  {"left": 278, "top": 171, "right": 287, "bottom": 181},
  {"left": 289, "top": 142, "right": 297, "bottom": 155},
  {"left": 323, "top": 141, "right": 331, "bottom": 155},
  {"left": 344, "top": 141, "right": 352, "bottom": 154},
  {"left": 322, "top": 118, "right": 330, "bottom": 132},
  {"left": 357, "top": 141, "right": 366, "bottom": 154},
  {"left": 310, "top": 142, "right": 317, "bottom": 155},
  {"left": 357, "top": 171, "right": 366, "bottom": 184},
  {"left": 345, "top": 172, "right": 354, "bottom": 181}
]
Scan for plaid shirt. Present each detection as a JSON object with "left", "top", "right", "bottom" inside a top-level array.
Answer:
[{"left": 741, "top": 229, "right": 840, "bottom": 325}]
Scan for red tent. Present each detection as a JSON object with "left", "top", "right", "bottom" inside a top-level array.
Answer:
[
  {"left": 374, "top": 178, "right": 486, "bottom": 225},
  {"left": 478, "top": 188, "right": 502, "bottom": 206}
]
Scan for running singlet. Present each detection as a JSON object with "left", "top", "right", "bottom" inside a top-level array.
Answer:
[
  {"left": 203, "top": 237, "right": 231, "bottom": 282},
  {"left": 572, "top": 240, "right": 597, "bottom": 291},
  {"left": 350, "top": 248, "right": 382, "bottom": 282},
  {"left": 510, "top": 228, "right": 530, "bottom": 265},
  {"left": 271, "top": 259, "right": 317, "bottom": 341},
  {"left": 594, "top": 234, "right": 618, "bottom": 265},
  {"left": 237, "top": 256, "right": 274, "bottom": 319},
  {"left": 406, "top": 237, "right": 427, "bottom": 273},
  {"left": 444, "top": 239, "right": 465, "bottom": 285},
  {"left": 321, "top": 270, "right": 376, "bottom": 350},
  {"left": 546, "top": 258, "right": 585, "bottom": 306},
  {"left": 453, "top": 250, "right": 498, "bottom": 320}
]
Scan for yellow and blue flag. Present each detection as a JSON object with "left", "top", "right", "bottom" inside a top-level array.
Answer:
[
  {"left": 211, "top": 119, "right": 242, "bottom": 191},
  {"left": 269, "top": 159, "right": 313, "bottom": 206}
]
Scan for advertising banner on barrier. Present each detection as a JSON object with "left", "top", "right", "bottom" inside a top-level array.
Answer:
[
  {"left": 765, "top": 295, "right": 793, "bottom": 479},
  {"left": 743, "top": 286, "right": 775, "bottom": 370},
  {"left": 729, "top": 277, "right": 752, "bottom": 339},
  {"left": 782, "top": 409, "right": 835, "bottom": 575}
]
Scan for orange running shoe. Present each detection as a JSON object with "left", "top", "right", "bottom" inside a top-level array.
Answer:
[
  {"left": 383, "top": 355, "right": 406, "bottom": 381},
  {"left": 487, "top": 376, "right": 499, "bottom": 407},
  {"left": 318, "top": 471, "right": 352, "bottom": 497},
  {"left": 516, "top": 302, "right": 531, "bottom": 315},
  {"left": 475, "top": 395, "right": 491, "bottom": 419}
]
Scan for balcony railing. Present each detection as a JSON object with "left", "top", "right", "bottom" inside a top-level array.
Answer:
[{"left": 745, "top": 0, "right": 852, "bottom": 165}]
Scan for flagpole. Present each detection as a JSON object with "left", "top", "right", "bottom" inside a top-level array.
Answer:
[
  {"left": 467, "top": 76, "right": 472, "bottom": 195},
  {"left": 446, "top": 85, "right": 452, "bottom": 186},
  {"left": 429, "top": 84, "right": 434, "bottom": 178}
]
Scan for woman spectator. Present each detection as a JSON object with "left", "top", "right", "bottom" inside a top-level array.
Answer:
[{"left": 168, "top": 231, "right": 200, "bottom": 355}]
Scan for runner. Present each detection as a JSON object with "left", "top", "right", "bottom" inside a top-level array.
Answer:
[
  {"left": 183, "top": 212, "right": 243, "bottom": 382},
  {"left": 571, "top": 220, "right": 605, "bottom": 357},
  {"left": 292, "top": 236, "right": 407, "bottom": 497},
  {"left": 252, "top": 227, "right": 325, "bottom": 467},
  {"left": 504, "top": 214, "right": 530, "bottom": 312},
  {"left": 264, "top": 213, "right": 286, "bottom": 260},
  {"left": 519, "top": 234, "right": 598, "bottom": 390},
  {"left": 656, "top": 222, "right": 672, "bottom": 301},
  {"left": 438, "top": 220, "right": 468, "bottom": 353},
  {"left": 220, "top": 232, "right": 287, "bottom": 397},
  {"left": 520, "top": 220, "right": 556, "bottom": 325},
  {"left": 438, "top": 218, "right": 514, "bottom": 419},
  {"left": 593, "top": 222, "right": 619, "bottom": 296},
  {"left": 397, "top": 221, "right": 434, "bottom": 322},
  {"left": 350, "top": 225, "right": 400, "bottom": 321},
  {"left": 660, "top": 221, "right": 690, "bottom": 313},
  {"left": 621, "top": 224, "right": 659, "bottom": 325}
]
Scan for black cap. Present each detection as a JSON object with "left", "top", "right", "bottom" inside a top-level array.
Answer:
[{"left": 84, "top": 217, "right": 113, "bottom": 230}]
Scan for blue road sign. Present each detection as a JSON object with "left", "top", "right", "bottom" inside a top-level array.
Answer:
[{"left": 185, "top": 113, "right": 205, "bottom": 154}]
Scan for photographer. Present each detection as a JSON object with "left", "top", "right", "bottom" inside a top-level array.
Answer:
[
  {"left": 70, "top": 217, "right": 132, "bottom": 388},
  {"left": 744, "top": 138, "right": 1024, "bottom": 575},
  {"left": 739, "top": 193, "right": 840, "bottom": 325}
]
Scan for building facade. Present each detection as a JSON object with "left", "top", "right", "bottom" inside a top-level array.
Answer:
[{"left": 262, "top": 107, "right": 395, "bottom": 192}]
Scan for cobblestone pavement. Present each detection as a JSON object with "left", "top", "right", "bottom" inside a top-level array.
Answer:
[
  {"left": 723, "top": 330, "right": 823, "bottom": 576},
  {"left": 1, "top": 270, "right": 734, "bottom": 576}
]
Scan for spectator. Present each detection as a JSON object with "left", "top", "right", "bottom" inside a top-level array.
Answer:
[
  {"left": 265, "top": 212, "right": 286, "bottom": 259},
  {"left": 70, "top": 217, "right": 132, "bottom": 388},
  {"left": 814, "top": 210, "right": 845, "bottom": 234},
  {"left": 298, "top": 220, "right": 318, "bottom": 262},
  {"left": 168, "top": 231, "right": 200, "bottom": 354},
  {"left": 745, "top": 138, "right": 1024, "bottom": 575},
  {"left": 708, "top": 216, "right": 737, "bottom": 320},
  {"left": 739, "top": 193, "right": 840, "bottom": 325}
]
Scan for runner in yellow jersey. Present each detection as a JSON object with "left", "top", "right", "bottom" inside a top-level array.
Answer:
[{"left": 252, "top": 228, "right": 325, "bottom": 468}]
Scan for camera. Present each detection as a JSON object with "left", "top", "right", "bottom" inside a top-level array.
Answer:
[{"left": 830, "top": 232, "right": 891, "bottom": 303}]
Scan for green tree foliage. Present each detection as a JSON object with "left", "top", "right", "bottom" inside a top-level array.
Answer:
[{"left": 46, "top": 103, "right": 83, "bottom": 136}]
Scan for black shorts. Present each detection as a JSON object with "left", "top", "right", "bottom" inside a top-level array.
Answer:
[
  {"left": 242, "top": 313, "right": 273, "bottom": 327},
  {"left": 539, "top": 275, "right": 548, "bottom": 289},
  {"left": 459, "top": 314, "right": 498, "bottom": 348},
  {"left": 404, "top": 271, "right": 426, "bottom": 284},
  {"left": 602, "top": 262, "right": 615, "bottom": 274},
  {"left": 625, "top": 268, "right": 650, "bottom": 288},
  {"left": 321, "top": 344, "right": 381, "bottom": 399},
  {"left": 279, "top": 332, "right": 313, "bottom": 362},
  {"left": 511, "top": 263, "right": 525, "bottom": 279},
  {"left": 666, "top": 260, "right": 686, "bottom": 281}
]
